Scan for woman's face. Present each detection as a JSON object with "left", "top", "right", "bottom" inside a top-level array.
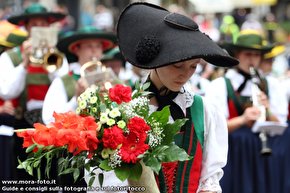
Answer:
[{"left": 150, "top": 58, "right": 200, "bottom": 92}]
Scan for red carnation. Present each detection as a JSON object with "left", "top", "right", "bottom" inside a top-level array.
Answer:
[
  {"left": 102, "top": 125, "right": 124, "bottom": 149},
  {"left": 109, "top": 84, "right": 132, "bottom": 104},
  {"left": 127, "top": 116, "right": 150, "bottom": 141}
]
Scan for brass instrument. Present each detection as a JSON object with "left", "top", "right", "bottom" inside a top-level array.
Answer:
[
  {"left": 249, "top": 67, "right": 272, "bottom": 155},
  {"left": 29, "top": 27, "right": 64, "bottom": 73},
  {"left": 80, "top": 58, "right": 119, "bottom": 89}
]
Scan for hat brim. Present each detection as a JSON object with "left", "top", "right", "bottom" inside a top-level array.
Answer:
[
  {"left": 8, "top": 12, "right": 65, "bottom": 26},
  {"left": 0, "top": 38, "right": 15, "bottom": 48},
  {"left": 264, "top": 45, "right": 286, "bottom": 59},
  {"left": 57, "top": 32, "right": 117, "bottom": 63},
  {"left": 222, "top": 43, "right": 274, "bottom": 54},
  {"left": 117, "top": 3, "right": 238, "bottom": 69}
]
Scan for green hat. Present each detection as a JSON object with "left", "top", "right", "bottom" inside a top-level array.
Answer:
[
  {"left": 57, "top": 26, "right": 117, "bottom": 63},
  {"left": 224, "top": 30, "right": 274, "bottom": 53},
  {"left": 8, "top": 3, "right": 66, "bottom": 26},
  {"left": 101, "top": 47, "right": 126, "bottom": 66},
  {"left": 0, "top": 29, "right": 28, "bottom": 48}
]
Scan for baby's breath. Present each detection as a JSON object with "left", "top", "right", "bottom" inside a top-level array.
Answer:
[
  {"left": 147, "top": 121, "right": 163, "bottom": 148},
  {"left": 108, "top": 151, "right": 122, "bottom": 169}
]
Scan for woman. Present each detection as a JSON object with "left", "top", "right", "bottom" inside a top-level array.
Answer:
[{"left": 117, "top": 2, "right": 238, "bottom": 193}]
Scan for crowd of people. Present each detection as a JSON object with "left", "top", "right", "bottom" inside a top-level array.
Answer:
[{"left": 0, "top": 1, "right": 290, "bottom": 193}]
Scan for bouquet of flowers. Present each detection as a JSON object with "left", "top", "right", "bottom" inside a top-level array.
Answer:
[{"left": 16, "top": 82, "right": 190, "bottom": 190}]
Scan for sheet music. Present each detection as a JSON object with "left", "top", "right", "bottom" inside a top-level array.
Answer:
[{"left": 252, "top": 121, "right": 288, "bottom": 137}]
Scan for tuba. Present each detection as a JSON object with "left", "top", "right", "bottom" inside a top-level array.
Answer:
[
  {"left": 249, "top": 67, "right": 272, "bottom": 155},
  {"left": 29, "top": 27, "right": 64, "bottom": 73}
]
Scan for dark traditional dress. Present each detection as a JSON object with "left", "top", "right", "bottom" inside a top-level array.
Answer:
[{"left": 148, "top": 82, "right": 228, "bottom": 193}]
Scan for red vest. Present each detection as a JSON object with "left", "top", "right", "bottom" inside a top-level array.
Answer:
[{"left": 25, "top": 65, "right": 50, "bottom": 104}]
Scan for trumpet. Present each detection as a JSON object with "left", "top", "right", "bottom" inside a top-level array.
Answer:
[
  {"left": 29, "top": 26, "right": 63, "bottom": 73},
  {"left": 29, "top": 41, "right": 64, "bottom": 73},
  {"left": 249, "top": 67, "right": 272, "bottom": 156}
]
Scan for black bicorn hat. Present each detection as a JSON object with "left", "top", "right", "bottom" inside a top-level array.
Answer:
[{"left": 117, "top": 2, "right": 239, "bottom": 69}]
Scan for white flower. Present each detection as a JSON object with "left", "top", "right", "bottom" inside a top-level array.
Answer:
[
  {"left": 100, "top": 113, "right": 108, "bottom": 123},
  {"left": 91, "top": 107, "right": 97, "bottom": 113},
  {"left": 89, "top": 96, "right": 98, "bottom": 104},
  {"left": 106, "top": 118, "right": 115, "bottom": 126},
  {"left": 78, "top": 101, "right": 87, "bottom": 110},
  {"left": 109, "top": 108, "right": 121, "bottom": 118},
  {"left": 117, "top": 120, "right": 126, "bottom": 129},
  {"left": 75, "top": 107, "right": 81, "bottom": 114},
  {"left": 80, "top": 92, "right": 89, "bottom": 101}
]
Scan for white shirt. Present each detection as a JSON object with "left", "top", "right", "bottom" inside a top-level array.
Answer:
[
  {"left": 283, "top": 78, "right": 290, "bottom": 102},
  {"left": 205, "top": 69, "right": 288, "bottom": 123},
  {"left": 42, "top": 62, "right": 80, "bottom": 125},
  {"left": 0, "top": 49, "right": 69, "bottom": 110}
]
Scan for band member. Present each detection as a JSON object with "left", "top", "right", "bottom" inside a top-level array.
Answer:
[
  {"left": 0, "top": 28, "right": 28, "bottom": 181},
  {"left": 259, "top": 44, "right": 286, "bottom": 77},
  {"left": 41, "top": 26, "right": 126, "bottom": 192},
  {"left": 117, "top": 2, "right": 238, "bottom": 192},
  {"left": 42, "top": 26, "right": 116, "bottom": 124},
  {"left": 206, "top": 30, "right": 288, "bottom": 131},
  {"left": 205, "top": 30, "right": 288, "bottom": 193},
  {"left": 0, "top": 3, "right": 68, "bottom": 188},
  {"left": 0, "top": 3, "right": 68, "bottom": 127}
]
